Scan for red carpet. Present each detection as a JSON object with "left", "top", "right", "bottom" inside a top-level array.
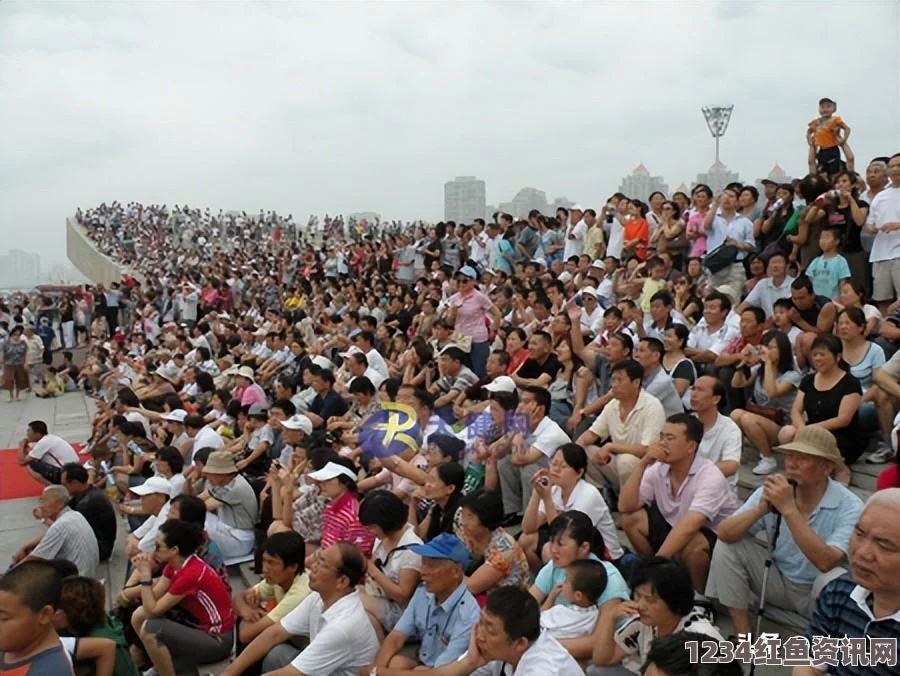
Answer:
[{"left": 0, "top": 444, "right": 85, "bottom": 500}]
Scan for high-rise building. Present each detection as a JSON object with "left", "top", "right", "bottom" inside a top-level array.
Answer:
[
  {"left": 498, "top": 187, "right": 549, "bottom": 219},
  {"left": 444, "top": 176, "right": 486, "bottom": 223},
  {"left": 0, "top": 249, "right": 41, "bottom": 290},
  {"left": 618, "top": 163, "right": 669, "bottom": 201},
  {"left": 694, "top": 160, "right": 741, "bottom": 194},
  {"left": 549, "top": 197, "right": 576, "bottom": 213}
]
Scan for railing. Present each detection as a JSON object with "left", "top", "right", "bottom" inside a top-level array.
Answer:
[{"left": 66, "top": 217, "right": 144, "bottom": 286}]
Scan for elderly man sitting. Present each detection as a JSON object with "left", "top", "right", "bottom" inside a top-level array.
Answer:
[
  {"left": 793, "top": 488, "right": 900, "bottom": 676},
  {"left": 11, "top": 485, "right": 99, "bottom": 578},
  {"left": 365, "top": 534, "right": 482, "bottom": 674},
  {"left": 197, "top": 451, "right": 259, "bottom": 559},
  {"left": 706, "top": 426, "right": 862, "bottom": 637}
]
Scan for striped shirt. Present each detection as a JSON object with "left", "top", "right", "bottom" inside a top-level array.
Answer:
[
  {"left": 806, "top": 575, "right": 900, "bottom": 675},
  {"left": 163, "top": 554, "right": 236, "bottom": 634},
  {"left": 320, "top": 491, "right": 373, "bottom": 557}
]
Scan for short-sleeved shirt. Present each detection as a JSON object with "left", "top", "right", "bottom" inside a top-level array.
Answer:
[
  {"left": 643, "top": 368, "right": 684, "bottom": 419},
  {"left": 464, "top": 528, "right": 530, "bottom": 590},
  {"left": 533, "top": 555, "right": 630, "bottom": 607},
  {"left": 162, "top": 554, "right": 235, "bottom": 633},
  {"left": 697, "top": 413, "right": 743, "bottom": 489},
  {"left": 528, "top": 417, "right": 570, "bottom": 460},
  {"left": 516, "top": 354, "right": 561, "bottom": 383},
  {"left": 28, "top": 434, "right": 79, "bottom": 468},
  {"left": 638, "top": 454, "right": 737, "bottom": 531},
  {"left": 615, "top": 605, "right": 723, "bottom": 674},
  {"left": 435, "top": 366, "right": 480, "bottom": 397},
  {"left": 254, "top": 573, "right": 311, "bottom": 623},
  {"left": 706, "top": 213, "right": 755, "bottom": 259},
  {"left": 449, "top": 290, "right": 493, "bottom": 343},
  {"left": 309, "top": 388, "right": 349, "bottom": 423},
  {"left": 189, "top": 426, "right": 224, "bottom": 464},
  {"left": 394, "top": 582, "right": 481, "bottom": 668},
  {"left": 30, "top": 507, "right": 99, "bottom": 578},
  {"left": 208, "top": 474, "right": 258, "bottom": 530},
  {"left": 688, "top": 319, "right": 739, "bottom": 355},
  {"left": 806, "top": 254, "right": 852, "bottom": 299},
  {"left": 805, "top": 575, "right": 900, "bottom": 675},
  {"left": 742, "top": 275, "right": 795, "bottom": 316},
  {"left": 0, "top": 645, "right": 74, "bottom": 675},
  {"left": 280, "top": 591, "right": 380, "bottom": 676},
  {"left": 466, "top": 631, "right": 583, "bottom": 676},
  {"left": 792, "top": 294, "right": 831, "bottom": 328},
  {"left": 537, "top": 480, "right": 623, "bottom": 560},
  {"left": 588, "top": 389, "right": 666, "bottom": 448},
  {"left": 320, "top": 490, "right": 373, "bottom": 556},
  {"left": 737, "top": 479, "right": 863, "bottom": 585},
  {"left": 846, "top": 342, "right": 885, "bottom": 391},
  {"left": 750, "top": 366, "right": 802, "bottom": 413}
]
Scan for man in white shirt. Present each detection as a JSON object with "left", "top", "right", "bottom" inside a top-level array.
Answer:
[
  {"left": 576, "top": 360, "right": 667, "bottom": 492},
  {"left": 17, "top": 420, "right": 80, "bottom": 486},
  {"left": 867, "top": 153, "right": 900, "bottom": 313},
  {"left": 578, "top": 287, "right": 604, "bottom": 336},
  {"left": 690, "top": 376, "right": 742, "bottom": 488},
  {"left": 353, "top": 331, "right": 390, "bottom": 380},
  {"left": 496, "top": 386, "right": 570, "bottom": 519},
  {"left": 184, "top": 414, "right": 224, "bottom": 465},
  {"left": 221, "top": 543, "right": 378, "bottom": 676},
  {"left": 737, "top": 252, "right": 795, "bottom": 317},
  {"left": 445, "top": 587, "right": 582, "bottom": 676},
  {"left": 563, "top": 206, "right": 586, "bottom": 260},
  {"left": 685, "top": 291, "right": 740, "bottom": 375}
]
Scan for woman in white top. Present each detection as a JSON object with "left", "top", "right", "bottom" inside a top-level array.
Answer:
[
  {"left": 357, "top": 491, "right": 422, "bottom": 637},
  {"left": 520, "top": 443, "right": 621, "bottom": 573}
]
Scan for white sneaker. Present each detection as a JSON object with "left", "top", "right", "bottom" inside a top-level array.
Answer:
[
  {"left": 866, "top": 443, "right": 896, "bottom": 465},
  {"left": 752, "top": 456, "right": 778, "bottom": 475}
]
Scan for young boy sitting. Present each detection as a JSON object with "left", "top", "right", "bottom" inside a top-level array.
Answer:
[
  {"left": 539, "top": 558, "right": 608, "bottom": 640},
  {"left": 0, "top": 560, "right": 75, "bottom": 674}
]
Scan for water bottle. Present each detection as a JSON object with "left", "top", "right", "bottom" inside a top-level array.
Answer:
[
  {"left": 768, "top": 197, "right": 784, "bottom": 213},
  {"left": 102, "top": 461, "right": 118, "bottom": 501}
]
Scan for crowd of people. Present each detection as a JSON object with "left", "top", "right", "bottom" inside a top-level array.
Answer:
[{"left": 1, "top": 101, "right": 900, "bottom": 676}]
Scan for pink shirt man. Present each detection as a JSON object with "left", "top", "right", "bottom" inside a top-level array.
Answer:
[{"left": 638, "top": 453, "right": 736, "bottom": 530}]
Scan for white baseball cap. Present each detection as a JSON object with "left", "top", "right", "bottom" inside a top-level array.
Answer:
[
  {"left": 483, "top": 376, "right": 516, "bottom": 394},
  {"left": 161, "top": 409, "right": 188, "bottom": 423},
  {"left": 281, "top": 414, "right": 313, "bottom": 434},
  {"left": 307, "top": 461, "right": 357, "bottom": 483},
  {"left": 130, "top": 476, "right": 173, "bottom": 498}
]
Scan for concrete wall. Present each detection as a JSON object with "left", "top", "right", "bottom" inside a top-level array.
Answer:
[{"left": 66, "top": 217, "right": 141, "bottom": 286}]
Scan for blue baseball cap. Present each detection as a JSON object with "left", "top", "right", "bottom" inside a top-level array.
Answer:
[
  {"left": 458, "top": 266, "right": 478, "bottom": 279},
  {"left": 410, "top": 533, "right": 471, "bottom": 566}
]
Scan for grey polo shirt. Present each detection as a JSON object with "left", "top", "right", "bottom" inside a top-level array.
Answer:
[
  {"left": 644, "top": 367, "right": 685, "bottom": 419},
  {"left": 209, "top": 474, "right": 258, "bottom": 530},
  {"left": 30, "top": 507, "right": 99, "bottom": 578}
]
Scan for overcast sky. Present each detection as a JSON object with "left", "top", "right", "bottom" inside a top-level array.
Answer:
[{"left": 1, "top": 1, "right": 898, "bottom": 267}]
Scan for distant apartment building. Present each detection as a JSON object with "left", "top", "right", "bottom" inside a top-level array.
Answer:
[
  {"left": 618, "top": 163, "right": 669, "bottom": 201},
  {"left": 498, "top": 187, "right": 549, "bottom": 219},
  {"left": 444, "top": 176, "right": 486, "bottom": 223},
  {"left": 694, "top": 160, "right": 741, "bottom": 194},
  {"left": 549, "top": 196, "right": 576, "bottom": 213}
]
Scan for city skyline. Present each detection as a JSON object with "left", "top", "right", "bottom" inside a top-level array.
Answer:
[{"left": 2, "top": 3, "right": 895, "bottom": 268}]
